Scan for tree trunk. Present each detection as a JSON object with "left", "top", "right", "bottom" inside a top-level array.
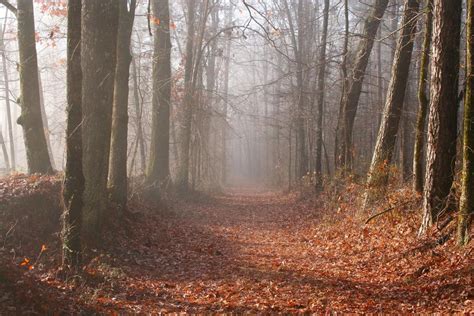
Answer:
[
  {"left": 16, "top": 0, "right": 52, "bottom": 174},
  {"left": 401, "top": 100, "right": 413, "bottom": 182},
  {"left": 335, "top": 0, "right": 389, "bottom": 171},
  {"left": 364, "top": 0, "right": 419, "bottom": 207},
  {"left": 295, "top": 0, "right": 308, "bottom": 181},
  {"left": 38, "top": 72, "right": 56, "bottom": 170},
  {"left": 81, "top": 0, "right": 119, "bottom": 244},
  {"left": 221, "top": 5, "right": 232, "bottom": 186},
  {"left": 314, "top": 0, "right": 329, "bottom": 190},
  {"left": 145, "top": 0, "right": 172, "bottom": 198},
  {"left": 204, "top": 4, "right": 219, "bottom": 187},
  {"left": 419, "top": 0, "right": 462, "bottom": 235},
  {"left": 62, "top": 0, "right": 83, "bottom": 268},
  {"left": 282, "top": 0, "right": 308, "bottom": 182},
  {"left": 0, "top": 21, "right": 15, "bottom": 171},
  {"left": 131, "top": 55, "right": 146, "bottom": 173},
  {"left": 288, "top": 126, "right": 292, "bottom": 189},
  {"left": 0, "top": 128, "right": 10, "bottom": 170},
  {"left": 176, "top": 0, "right": 197, "bottom": 193},
  {"left": 458, "top": 0, "right": 474, "bottom": 245},
  {"left": 109, "top": 0, "right": 136, "bottom": 208},
  {"left": 335, "top": 0, "right": 349, "bottom": 172},
  {"left": 413, "top": 0, "right": 433, "bottom": 193}
]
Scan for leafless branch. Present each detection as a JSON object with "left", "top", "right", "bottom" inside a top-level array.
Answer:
[{"left": 0, "top": 0, "right": 17, "bottom": 16}]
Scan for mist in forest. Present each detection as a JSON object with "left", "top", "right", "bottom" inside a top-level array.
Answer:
[
  {"left": 0, "top": 0, "right": 472, "bottom": 313},
  {"left": 0, "top": 0, "right": 396, "bottom": 190}
]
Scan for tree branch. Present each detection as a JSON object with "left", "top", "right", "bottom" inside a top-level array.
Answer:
[
  {"left": 0, "top": 0, "right": 17, "bottom": 16},
  {"left": 364, "top": 200, "right": 411, "bottom": 225}
]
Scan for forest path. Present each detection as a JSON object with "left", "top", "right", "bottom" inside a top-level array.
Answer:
[{"left": 105, "top": 189, "right": 471, "bottom": 313}]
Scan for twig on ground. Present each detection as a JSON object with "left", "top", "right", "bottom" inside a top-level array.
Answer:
[{"left": 364, "top": 200, "right": 411, "bottom": 225}]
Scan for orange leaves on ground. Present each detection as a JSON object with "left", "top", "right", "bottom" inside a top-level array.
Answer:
[
  {"left": 19, "top": 257, "right": 30, "bottom": 267},
  {"left": 1, "top": 174, "right": 473, "bottom": 313},
  {"left": 19, "top": 257, "right": 34, "bottom": 270},
  {"left": 18, "top": 244, "right": 47, "bottom": 271}
]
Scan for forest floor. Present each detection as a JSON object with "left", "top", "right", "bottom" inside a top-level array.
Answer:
[{"left": 0, "top": 175, "right": 473, "bottom": 313}]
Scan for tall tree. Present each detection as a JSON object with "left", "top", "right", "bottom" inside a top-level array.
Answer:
[
  {"left": 413, "top": 0, "right": 433, "bottom": 193},
  {"left": 282, "top": 0, "right": 309, "bottom": 182},
  {"left": 108, "top": 0, "right": 136, "bottom": 208},
  {"left": 146, "top": 0, "right": 172, "bottom": 198},
  {"left": 202, "top": 2, "right": 219, "bottom": 187},
  {"left": 0, "top": 14, "right": 15, "bottom": 171},
  {"left": 221, "top": 3, "right": 232, "bottom": 185},
  {"left": 314, "top": 0, "right": 330, "bottom": 190},
  {"left": 176, "top": 0, "right": 197, "bottom": 192},
  {"left": 295, "top": 0, "right": 308, "bottom": 181},
  {"left": 364, "top": 0, "right": 419, "bottom": 206},
  {"left": 419, "top": 0, "right": 462, "bottom": 235},
  {"left": 131, "top": 55, "right": 147, "bottom": 174},
  {"left": 335, "top": 0, "right": 349, "bottom": 172},
  {"left": 334, "top": 0, "right": 389, "bottom": 171},
  {"left": 8, "top": 0, "right": 53, "bottom": 174},
  {"left": 458, "top": 0, "right": 474, "bottom": 245},
  {"left": 81, "top": 0, "right": 119, "bottom": 244},
  {"left": 62, "top": 0, "right": 83, "bottom": 268}
]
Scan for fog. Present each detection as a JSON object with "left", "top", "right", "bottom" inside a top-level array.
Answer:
[{"left": 0, "top": 0, "right": 400, "bottom": 191}]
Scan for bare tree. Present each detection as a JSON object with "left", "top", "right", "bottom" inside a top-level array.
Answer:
[
  {"left": 314, "top": 0, "right": 329, "bottom": 190},
  {"left": 176, "top": 0, "right": 198, "bottom": 193},
  {"left": 364, "top": 0, "right": 420, "bottom": 207},
  {"left": 334, "top": 0, "right": 389, "bottom": 171},
  {"left": 146, "top": 0, "right": 172, "bottom": 199},
  {"left": 109, "top": 0, "right": 137, "bottom": 208},
  {"left": 0, "top": 15, "right": 15, "bottom": 171},
  {"left": 6, "top": 0, "right": 53, "bottom": 174}
]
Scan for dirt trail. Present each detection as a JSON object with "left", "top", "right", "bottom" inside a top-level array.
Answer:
[{"left": 100, "top": 189, "right": 472, "bottom": 313}]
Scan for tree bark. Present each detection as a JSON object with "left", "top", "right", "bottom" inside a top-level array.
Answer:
[
  {"left": 176, "top": 0, "right": 197, "bottom": 193},
  {"left": 401, "top": 95, "right": 413, "bottom": 182},
  {"left": 131, "top": 55, "right": 146, "bottom": 173},
  {"left": 38, "top": 72, "right": 56, "bottom": 170},
  {"left": 334, "top": 0, "right": 389, "bottom": 172},
  {"left": 204, "top": 4, "right": 219, "bottom": 187},
  {"left": 109, "top": 0, "right": 136, "bottom": 208},
  {"left": 282, "top": 0, "right": 308, "bottom": 181},
  {"left": 221, "top": 5, "right": 232, "bottom": 185},
  {"left": 335, "top": 0, "right": 349, "bottom": 173},
  {"left": 0, "top": 19, "right": 15, "bottom": 171},
  {"left": 295, "top": 0, "right": 308, "bottom": 181},
  {"left": 62, "top": 0, "right": 83, "bottom": 268},
  {"left": 16, "top": 0, "right": 52, "bottom": 174},
  {"left": 0, "top": 128, "right": 9, "bottom": 170},
  {"left": 315, "top": 0, "right": 329, "bottom": 190},
  {"left": 413, "top": 0, "right": 433, "bottom": 193},
  {"left": 145, "top": 0, "right": 171, "bottom": 198},
  {"left": 81, "top": 0, "right": 119, "bottom": 244},
  {"left": 458, "top": 0, "right": 474, "bottom": 245},
  {"left": 419, "top": 0, "right": 462, "bottom": 235},
  {"left": 364, "top": 0, "right": 419, "bottom": 207}
]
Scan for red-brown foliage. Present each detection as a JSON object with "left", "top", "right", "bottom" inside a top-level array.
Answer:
[{"left": 0, "top": 175, "right": 472, "bottom": 313}]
